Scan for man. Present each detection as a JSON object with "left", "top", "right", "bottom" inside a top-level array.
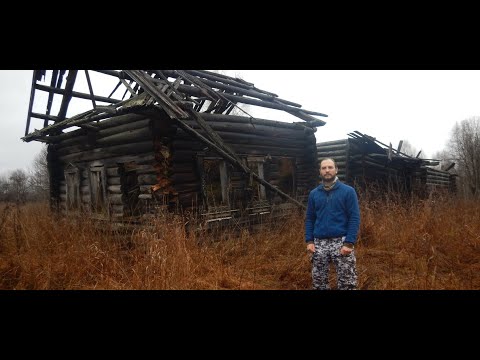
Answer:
[{"left": 305, "top": 158, "right": 360, "bottom": 290}]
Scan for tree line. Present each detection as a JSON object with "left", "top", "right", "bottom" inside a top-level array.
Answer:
[{"left": 0, "top": 146, "right": 49, "bottom": 203}]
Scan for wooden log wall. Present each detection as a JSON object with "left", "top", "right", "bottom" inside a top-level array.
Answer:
[
  {"left": 411, "top": 166, "right": 455, "bottom": 195},
  {"left": 317, "top": 137, "right": 456, "bottom": 197},
  {"left": 49, "top": 112, "right": 156, "bottom": 219},
  {"left": 171, "top": 113, "right": 318, "bottom": 210},
  {"left": 49, "top": 108, "right": 319, "bottom": 222}
]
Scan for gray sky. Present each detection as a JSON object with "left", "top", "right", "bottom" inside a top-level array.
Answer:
[{"left": 1, "top": 69, "right": 480, "bottom": 175}]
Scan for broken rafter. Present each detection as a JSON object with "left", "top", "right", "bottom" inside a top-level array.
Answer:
[
  {"left": 25, "top": 70, "right": 38, "bottom": 136},
  {"left": 35, "top": 83, "right": 122, "bottom": 105},
  {"left": 22, "top": 94, "right": 151, "bottom": 142},
  {"left": 84, "top": 70, "right": 97, "bottom": 109},
  {"left": 56, "top": 70, "right": 78, "bottom": 122},
  {"left": 124, "top": 70, "right": 189, "bottom": 119}
]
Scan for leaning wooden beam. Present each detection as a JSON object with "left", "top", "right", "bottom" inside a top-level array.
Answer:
[
  {"left": 84, "top": 70, "right": 97, "bottom": 109},
  {"left": 45, "top": 70, "right": 59, "bottom": 127},
  {"left": 185, "top": 107, "right": 241, "bottom": 163},
  {"left": 24, "top": 70, "right": 37, "bottom": 136},
  {"left": 124, "top": 70, "right": 189, "bottom": 119},
  {"left": 56, "top": 70, "right": 78, "bottom": 122}
]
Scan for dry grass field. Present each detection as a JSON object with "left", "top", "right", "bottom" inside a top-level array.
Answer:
[{"left": 0, "top": 196, "right": 478, "bottom": 290}]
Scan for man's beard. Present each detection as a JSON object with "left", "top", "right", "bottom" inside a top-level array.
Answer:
[{"left": 321, "top": 174, "right": 335, "bottom": 183}]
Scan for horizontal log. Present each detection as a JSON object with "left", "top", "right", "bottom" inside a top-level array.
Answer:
[
  {"left": 227, "top": 144, "right": 306, "bottom": 157},
  {"left": 58, "top": 141, "right": 154, "bottom": 163},
  {"left": 138, "top": 174, "right": 158, "bottom": 185},
  {"left": 96, "top": 127, "right": 153, "bottom": 147},
  {"left": 317, "top": 149, "right": 348, "bottom": 158},
  {"left": 107, "top": 177, "right": 121, "bottom": 185},
  {"left": 173, "top": 132, "right": 306, "bottom": 149},
  {"left": 108, "top": 193, "right": 124, "bottom": 205},
  {"left": 52, "top": 119, "right": 152, "bottom": 150},
  {"left": 106, "top": 167, "right": 119, "bottom": 177},
  {"left": 107, "top": 185, "right": 122, "bottom": 194},
  {"left": 317, "top": 139, "right": 348, "bottom": 147},
  {"left": 95, "top": 113, "right": 148, "bottom": 130},
  {"left": 178, "top": 119, "right": 312, "bottom": 139}
]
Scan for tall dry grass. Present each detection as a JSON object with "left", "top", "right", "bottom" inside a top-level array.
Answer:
[{"left": 0, "top": 197, "right": 478, "bottom": 290}]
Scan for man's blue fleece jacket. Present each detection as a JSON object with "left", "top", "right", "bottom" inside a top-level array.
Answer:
[{"left": 305, "top": 181, "right": 360, "bottom": 244}]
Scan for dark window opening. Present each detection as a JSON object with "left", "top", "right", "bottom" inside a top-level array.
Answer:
[
  {"left": 278, "top": 157, "right": 296, "bottom": 197},
  {"left": 247, "top": 156, "right": 266, "bottom": 201},
  {"left": 89, "top": 165, "right": 107, "bottom": 214},
  {"left": 203, "top": 158, "right": 229, "bottom": 209},
  {"left": 64, "top": 167, "right": 80, "bottom": 211}
]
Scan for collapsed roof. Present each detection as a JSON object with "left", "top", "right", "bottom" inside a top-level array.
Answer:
[
  {"left": 347, "top": 130, "right": 440, "bottom": 167},
  {"left": 23, "top": 70, "right": 328, "bottom": 143}
]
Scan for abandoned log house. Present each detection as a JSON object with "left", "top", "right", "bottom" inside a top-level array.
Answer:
[
  {"left": 316, "top": 131, "right": 457, "bottom": 197},
  {"left": 23, "top": 70, "right": 327, "bottom": 228}
]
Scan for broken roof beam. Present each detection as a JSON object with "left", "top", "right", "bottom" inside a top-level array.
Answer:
[
  {"left": 35, "top": 84, "right": 122, "bottom": 105},
  {"left": 22, "top": 94, "right": 148, "bottom": 142},
  {"left": 44, "top": 70, "right": 59, "bottom": 127},
  {"left": 182, "top": 70, "right": 283, "bottom": 99},
  {"left": 162, "top": 70, "right": 302, "bottom": 108},
  {"left": 24, "top": 70, "right": 38, "bottom": 136},
  {"left": 123, "top": 70, "right": 189, "bottom": 119},
  {"left": 194, "top": 70, "right": 255, "bottom": 87},
  {"left": 154, "top": 82, "right": 327, "bottom": 124},
  {"left": 56, "top": 70, "right": 78, "bottom": 122}
]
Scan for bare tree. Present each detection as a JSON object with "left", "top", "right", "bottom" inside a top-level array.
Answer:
[
  {"left": 449, "top": 116, "right": 480, "bottom": 198},
  {"left": 0, "top": 174, "right": 10, "bottom": 202},
  {"left": 9, "top": 169, "right": 29, "bottom": 204},
  {"left": 400, "top": 139, "right": 425, "bottom": 158},
  {"left": 28, "top": 145, "right": 49, "bottom": 201}
]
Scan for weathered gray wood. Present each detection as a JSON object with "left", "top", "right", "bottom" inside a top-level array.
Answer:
[
  {"left": 96, "top": 119, "right": 150, "bottom": 138},
  {"left": 58, "top": 141, "right": 154, "bottom": 163},
  {"left": 56, "top": 70, "right": 78, "bottom": 122},
  {"left": 107, "top": 185, "right": 122, "bottom": 194},
  {"left": 106, "top": 167, "right": 119, "bottom": 177},
  {"left": 186, "top": 112, "right": 316, "bottom": 132},
  {"left": 108, "top": 194, "right": 124, "bottom": 205},
  {"left": 149, "top": 77, "right": 327, "bottom": 122},
  {"left": 107, "top": 177, "right": 121, "bottom": 185},
  {"left": 35, "top": 82, "right": 121, "bottom": 106},
  {"left": 96, "top": 127, "right": 153, "bottom": 147},
  {"left": 177, "top": 121, "right": 313, "bottom": 139},
  {"left": 96, "top": 113, "right": 148, "bottom": 130}
]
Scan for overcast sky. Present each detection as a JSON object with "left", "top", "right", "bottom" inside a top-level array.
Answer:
[{"left": 1, "top": 69, "right": 480, "bottom": 175}]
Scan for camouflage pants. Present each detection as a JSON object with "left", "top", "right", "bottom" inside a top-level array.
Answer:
[{"left": 312, "top": 237, "right": 357, "bottom": 290}]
